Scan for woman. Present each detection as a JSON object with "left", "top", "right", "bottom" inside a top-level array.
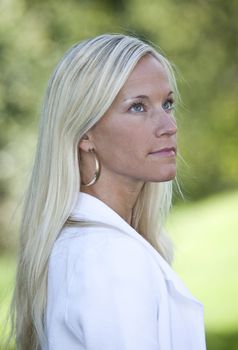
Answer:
[{"left": 11, "top": 34, "right": 206, "bottom": 349}]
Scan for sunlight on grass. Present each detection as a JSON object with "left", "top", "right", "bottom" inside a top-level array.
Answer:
[
  {"left": 0, "top": 254, "right": 16, "bottom": 349},
  {"left": 168, "top": 190, "right": 238, "bottom": 333}
]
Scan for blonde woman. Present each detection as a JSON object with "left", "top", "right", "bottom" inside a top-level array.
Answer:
[{"left": 10, "top": 34, "right": 206, "bottom": 349}]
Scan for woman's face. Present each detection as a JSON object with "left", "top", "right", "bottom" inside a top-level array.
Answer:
[{"left": 87, "top": 54, "right": 177, "bottom": 184}]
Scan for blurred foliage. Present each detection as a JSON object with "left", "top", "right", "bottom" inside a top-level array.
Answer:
[{"left": 0, "top": 0, "right": 237, "bottom": 245}]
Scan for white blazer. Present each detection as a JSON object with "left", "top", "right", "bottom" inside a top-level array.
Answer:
[{"left": 44, "top": 192, "right": 206, "bottom": 350}]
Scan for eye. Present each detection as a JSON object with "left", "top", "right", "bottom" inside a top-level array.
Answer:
[
  {"left": 162, "top": 99, "right": 175, "bottom": 111},
  {"left": 129, "top": 102, "right": 146, "bottom": 113}
]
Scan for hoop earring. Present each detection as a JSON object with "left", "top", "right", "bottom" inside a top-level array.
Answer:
[{"left": 81, "top": 149, "right": 100, "bottom": 187}]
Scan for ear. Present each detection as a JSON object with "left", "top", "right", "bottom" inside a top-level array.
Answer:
[{"left": 78, "top": 134, "right": 94, "bottom": 152}]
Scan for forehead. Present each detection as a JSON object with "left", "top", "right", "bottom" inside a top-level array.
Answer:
[{"left": 120, "top": 54, "right": 171, "bottom": 98}]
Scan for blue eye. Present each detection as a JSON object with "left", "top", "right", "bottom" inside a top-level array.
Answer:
[
  {"left": 162, "top": 99, "right": 175, "bottom": 111},
  {"left": 129, "top": 102, "right": 146, "bottom": 113}
]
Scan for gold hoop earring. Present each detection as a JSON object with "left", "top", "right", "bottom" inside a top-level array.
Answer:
[{"left": 81, "top": 149, "right": 100, "bottom": 187}]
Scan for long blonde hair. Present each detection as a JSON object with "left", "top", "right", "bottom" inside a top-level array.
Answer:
[{"left": 10, "top": 34, "right": 179, "bottom": 349}]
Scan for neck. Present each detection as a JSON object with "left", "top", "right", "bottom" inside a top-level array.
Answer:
[{"left": 81, "top": 174, "right": 144, "bottom": 225}]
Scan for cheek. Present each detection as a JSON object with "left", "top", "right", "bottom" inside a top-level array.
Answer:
[
  {"left": 96, "top": 131, "right": 150, "bottom": 178},
  {"left": 94, "top": 120, "right": 148, "bottom": 159}
]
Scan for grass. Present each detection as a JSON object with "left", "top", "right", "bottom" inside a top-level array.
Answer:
[
  {"left": 0, "top": 189, "right": 238, "bottom": 349},
  {"left": 0, "top": 254, "right": 16, "bottom": 349},
  {"left": 167, "top": 189, "right": 238, "bottom": 334}
]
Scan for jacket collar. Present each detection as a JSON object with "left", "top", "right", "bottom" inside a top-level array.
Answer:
[{"left": 70, "top": 192, "right": 203, "bottom": 307}]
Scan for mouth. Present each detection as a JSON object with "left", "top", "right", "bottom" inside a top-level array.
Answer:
[{"left": 148, "top": 147, "right": 177, "bottom": 157}]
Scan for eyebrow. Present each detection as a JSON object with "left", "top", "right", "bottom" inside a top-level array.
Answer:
[{"left": 123, "top": 91, "right": 174, "bottom": 102}]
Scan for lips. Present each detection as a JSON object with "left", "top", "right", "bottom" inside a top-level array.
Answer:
[
  {"left": 148, "top": 147, "right": 177, "bottom": 157},
  {"left": 149, "top": 147, "right": 176, "bottom": 154}
]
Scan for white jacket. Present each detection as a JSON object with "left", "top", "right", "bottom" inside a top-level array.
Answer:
[{"left": 44, "top": 192, "right": 206, "bottom": 349}]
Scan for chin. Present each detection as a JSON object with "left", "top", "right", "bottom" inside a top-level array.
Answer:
[{"left": 149, "top": 167, "right": 177, "bottom": 182}]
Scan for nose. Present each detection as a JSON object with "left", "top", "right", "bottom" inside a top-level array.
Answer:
[{"left": 155, "top": 110, "right": 177, "bottom": 137}]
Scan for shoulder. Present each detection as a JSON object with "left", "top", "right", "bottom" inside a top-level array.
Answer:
[
  {"left": 53, "top": 224, "right": 155, "bottom": 266},
  {"left": 54, "top": 228, "right": 163, "bottom": 348},
  {"left": 47, "top": 225, "right": 163, "bottom": 344},
  {"left": 76, "top": 231, "right": 155, "bottom": 281},
  {"left": 64, "top": 227, "right": 160, "bottom": 317},
  {"left": 50, "top": 224, "right": 161, "bottom": 290}
]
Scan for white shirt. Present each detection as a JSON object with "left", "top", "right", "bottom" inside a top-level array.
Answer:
[{"left": 44, "top": 192, "right": 206, "bottom": 350}]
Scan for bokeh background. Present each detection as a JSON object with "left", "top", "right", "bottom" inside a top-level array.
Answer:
[{"left": 0, "top": 0, "right": 238, "bottom": 348}]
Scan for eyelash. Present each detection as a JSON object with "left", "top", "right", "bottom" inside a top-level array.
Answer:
[
  {"left": 162, "top": 98, "right": 175, "bottom": 111},
  {"left": 128, "top": 100, "right": 147, "bottom": 113},
  {"left": 128, "top": 98, "right": 175, "bottom": 114}
]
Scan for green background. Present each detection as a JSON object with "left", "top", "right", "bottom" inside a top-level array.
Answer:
[{"left": 0, "top": 0, "right": 237, "bottom": 348}]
